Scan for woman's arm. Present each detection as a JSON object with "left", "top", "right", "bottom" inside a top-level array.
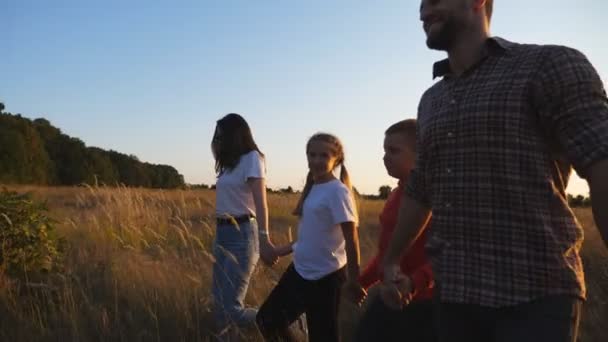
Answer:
[{"left": 248, "top": 177, "right": 278, "bottom": 265}]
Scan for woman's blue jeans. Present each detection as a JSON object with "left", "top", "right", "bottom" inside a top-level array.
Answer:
[{"left": 212, "top": 219, "right": 260, "bottom": 328}]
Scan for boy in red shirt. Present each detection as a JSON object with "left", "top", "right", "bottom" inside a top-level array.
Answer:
[{"left": 356, "top": 119, "right": 436, "bottom": 342}]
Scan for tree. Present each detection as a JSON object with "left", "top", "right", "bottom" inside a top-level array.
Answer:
[
  {"left": 378, "top": 185, "right": 392, "bottom": 200},
  {"left": 0, "top": 127, "right": 27, "bottom": 183},
  {"left": 0, "top": 113, "right": 53, "bottom": 184},
  {"left": 85, "top": 147, "right": 119, "bottom": 185},
  {"left": 2, "top": 110, "right": 186, "bottom": 188},
  {"left": 150, "top": 164, "right": 184, "bottom": 188},
  {"left": 280, "top": 186, "right": 294, "bottom": 194},
  {"left": 583, "top": 197, "right": 592, "bottom": 207},
  {"left": 189, "top": 183, "right": 210, "bottom": 190},
  {"left": 52, "top": 136, "right": 88, "bottom": 185},
  {"left": 20, "top": 122, "right": 53, "bottom": 184}
]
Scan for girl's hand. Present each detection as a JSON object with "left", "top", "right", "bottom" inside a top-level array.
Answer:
[
  {"left": 259, "top": 238, "right": 279, "bottom": 266},
  {"left": 274, "top": 243, "right": 295, "bottom": 257}
]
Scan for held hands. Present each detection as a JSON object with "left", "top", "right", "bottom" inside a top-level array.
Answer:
[
  {"left": 345, "top": 280, "right": 367, "bottom": 307},
  {"left": 274, "top": 243, "right": 295, "bottom": 257},
  {"left": 259, "top": 229, "right": 296, "bottom": 266},
  {"left": 380, "top": 263, "right": 414, "bottom": 310},
  {"left": 259, "top": 237, "right": 279, "bottom": 266}
]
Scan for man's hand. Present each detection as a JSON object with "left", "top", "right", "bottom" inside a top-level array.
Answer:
[
  {"left": 380, "top": 264, "right": 414, "bottom": 309},
  {"left": 395, "top": 274, "right": 415, "bottom": 305},
  {"left": 379, "top": 282, "right": 403, "bottom": 310},
  {"left": 383, "top": 263, "right": 405, "bottom": 284},
  {"left": 344, "top": 280, "right": 367, "bottom": 306}
]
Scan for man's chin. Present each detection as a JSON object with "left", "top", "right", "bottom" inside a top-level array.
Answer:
[{"left": 426, "top": 36, "right": 450, "bottom": 51}]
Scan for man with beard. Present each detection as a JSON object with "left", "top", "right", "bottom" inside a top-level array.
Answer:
[{"left": 381, "top": 1, "right": 608, "bottom": 342}]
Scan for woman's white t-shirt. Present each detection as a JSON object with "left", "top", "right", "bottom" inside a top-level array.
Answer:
[
  {"left": 293, "top": 179, "right": 358, "bottom": 280},
  {"left": 215, "top": 150, "right": 265, "bottom": 216}
]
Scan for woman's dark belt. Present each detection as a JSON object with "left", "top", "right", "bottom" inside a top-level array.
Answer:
[{"left": 216, "top": 214, "right": 255, "bottom": 225}]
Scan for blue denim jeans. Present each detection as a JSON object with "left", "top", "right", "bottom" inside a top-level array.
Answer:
[{"left": 212, "top": 219, "right": 260, "bottom": 329}]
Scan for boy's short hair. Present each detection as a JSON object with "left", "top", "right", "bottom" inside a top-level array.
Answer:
[{"left": 385, "top": 119, "right": 417, "bottom": 151}]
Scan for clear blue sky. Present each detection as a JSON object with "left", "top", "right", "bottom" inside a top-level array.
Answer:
[{"left": 2, "top": 0, "right": 606, "bottom": 195}]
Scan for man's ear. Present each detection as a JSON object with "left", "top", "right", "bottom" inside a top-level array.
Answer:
[{"left": 472, "top": 0, "right": 487, "bottom": 11}]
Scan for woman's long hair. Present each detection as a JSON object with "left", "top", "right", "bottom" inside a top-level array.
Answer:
[{"left": 212, "top": 113, "right": 263, "bottom": 175}]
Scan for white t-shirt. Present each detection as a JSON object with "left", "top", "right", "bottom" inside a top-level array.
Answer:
[
  {"left": 294, "top": 179, "right": 358, "bottom": 280},
  {"left": 215, "top": 150, "right": 265, "bottom": 216}
]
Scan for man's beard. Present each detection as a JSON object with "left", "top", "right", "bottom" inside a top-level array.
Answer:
[{"left": 425, "top": 16, "right": 461, "bottom": 51}]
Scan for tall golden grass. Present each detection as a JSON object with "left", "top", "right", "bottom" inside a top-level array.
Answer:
[{"left": 0, "top": 185, "right": 605, "bottom": 341}]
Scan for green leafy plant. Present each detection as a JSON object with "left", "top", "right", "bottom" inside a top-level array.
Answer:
[{"left": 0, "top": 189, "right": 62, "bottom": 281}]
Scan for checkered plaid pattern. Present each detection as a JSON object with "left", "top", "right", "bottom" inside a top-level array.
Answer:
[{"left": 406, "top": 37, "right": 608, "bottom": 307}]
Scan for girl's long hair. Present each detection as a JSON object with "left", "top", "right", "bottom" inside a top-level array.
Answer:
[{"left": 293, "top": 133, "right": 354, "bottom": 216}]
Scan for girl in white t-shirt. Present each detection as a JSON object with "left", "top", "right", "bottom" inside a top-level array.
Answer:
[
  {"left": 211, "top": 113, "right": 279, "bottom": 331},
  {"left": 256, "top": 133, "right": 366, "bottom": 342}
]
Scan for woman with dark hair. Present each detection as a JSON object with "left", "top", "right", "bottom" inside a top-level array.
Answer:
[{"left": 211, "top": 113, "right": 279, "bottom": 330}]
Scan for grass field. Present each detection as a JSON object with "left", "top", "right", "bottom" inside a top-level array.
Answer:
[{"left": 0, "top": 186, "right": 606, "bottom": 341}]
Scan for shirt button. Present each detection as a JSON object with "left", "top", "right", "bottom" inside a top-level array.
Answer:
[
  {"left": 447, "top": 132, "right": 454, "bottom": 138},
  {"left": 445, "top": 202, "right": 452, "bottom": 208},
  {"left": 446, "top": 168, "right": 452, "bottom": 174},
  {"left": 450, "top": 99, "right": 457, "bottom": 105}
]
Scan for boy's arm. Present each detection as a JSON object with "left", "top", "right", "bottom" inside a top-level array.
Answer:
[
  {"left": 359, "top": 255, "right": 380, "bottom": 289},
  {"left": 359, "top": 217, "right": 396, "bottom": 288},
  {"left": 383, "top": 194, "right": 431, "bottom": 272}
]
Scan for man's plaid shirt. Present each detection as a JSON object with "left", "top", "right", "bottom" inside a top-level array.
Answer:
[{"left": 406, "top": 37, "right": 608, "bottom": 307}]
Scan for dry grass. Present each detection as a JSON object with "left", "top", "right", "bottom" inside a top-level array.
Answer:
[{"left": 0, "top": 186, "right": 605, "bottom": 341}]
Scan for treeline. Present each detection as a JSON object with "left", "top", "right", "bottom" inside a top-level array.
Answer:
[
  {"left": 0, "top": 103, "right": 184, "bottom": 188},
  {"left": 361, "top": 185, "right": 593, "bottom": 206},
  {"left": 189, "top": 183, "right": 299, "bottom": 194},
  {"left": 567, "top": 194, "right": 592, "bottom": 208}
]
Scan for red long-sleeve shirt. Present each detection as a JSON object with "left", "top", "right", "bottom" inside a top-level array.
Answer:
[{"left": 359, "top": 181, "right": 434, "bottom": 301}]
